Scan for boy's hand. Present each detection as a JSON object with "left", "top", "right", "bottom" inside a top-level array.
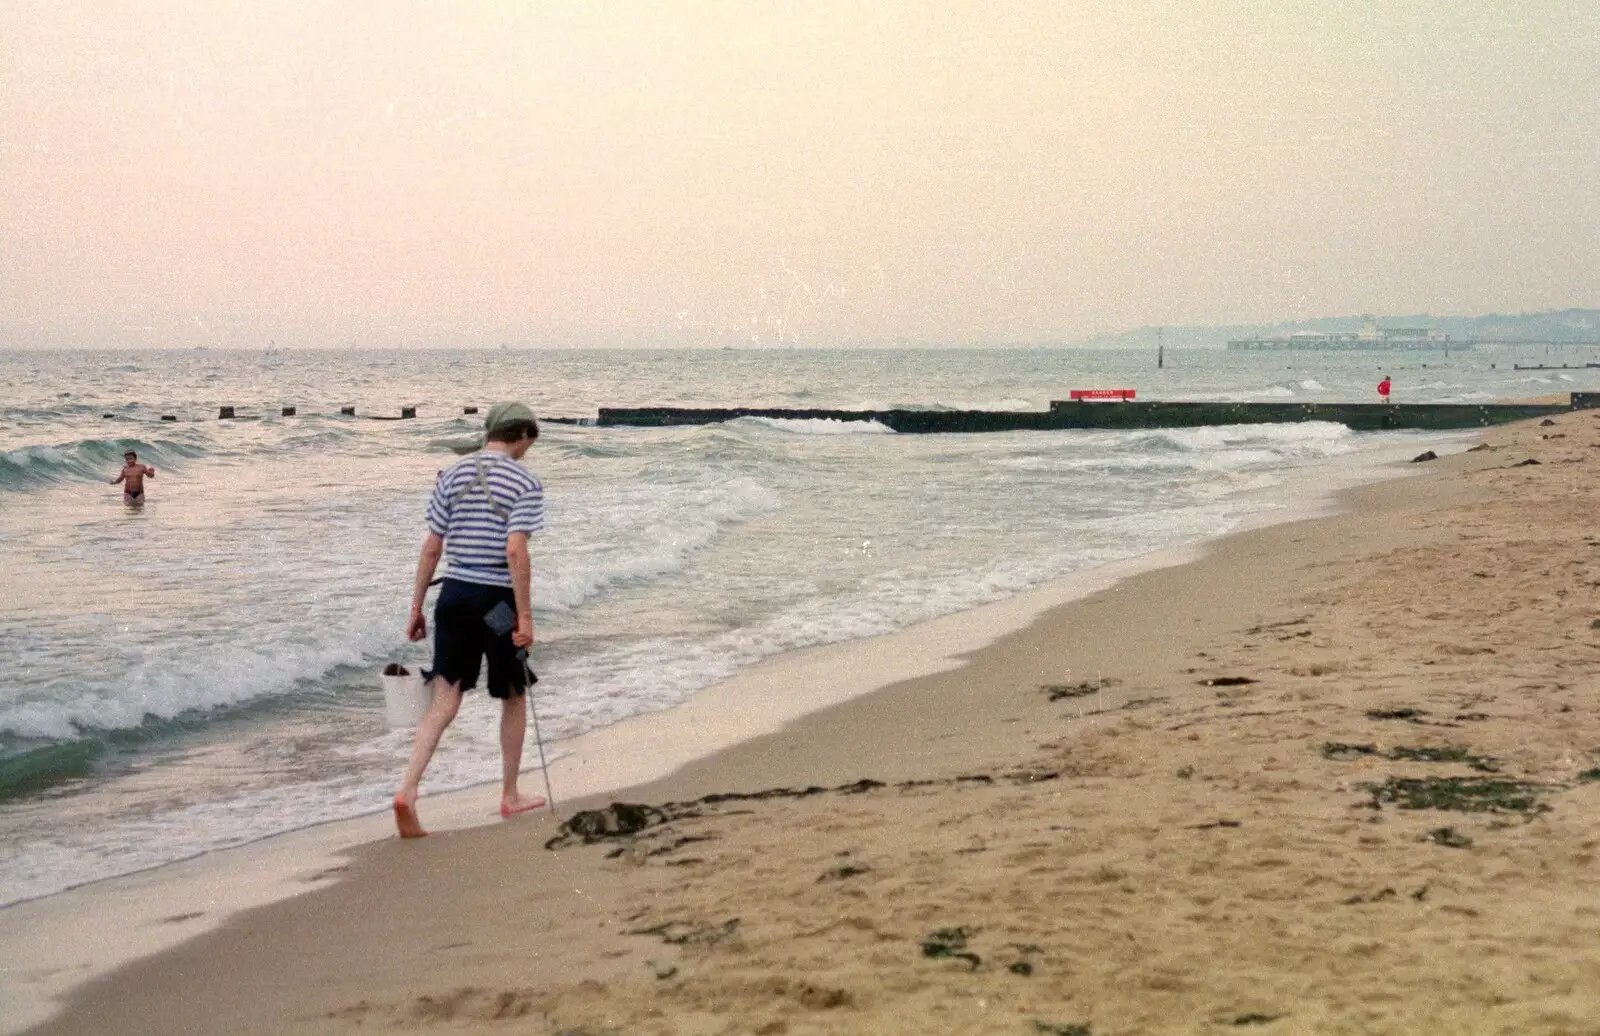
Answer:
[
  {"left": 406, "top": 610, "right": 427, "bottom": 642},
  {"left": 513, "top": 615, "right": 534, "bottom": 649}
]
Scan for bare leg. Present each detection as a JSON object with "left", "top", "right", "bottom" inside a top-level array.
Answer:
[
  {"left": 499, "top": 693, "right": 543, "bottom": 815},
  {"left": 394, "top": 678, "right": 462, "bottom": 837}
]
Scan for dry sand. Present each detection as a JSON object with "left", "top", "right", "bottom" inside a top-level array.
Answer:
[{"left": 22, "top": 411, "right": 1600, "bottom": 1036}]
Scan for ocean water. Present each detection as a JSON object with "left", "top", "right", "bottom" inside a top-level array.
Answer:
[{"left": 1, "top": 345, "right": 1595, "bottom": 906}]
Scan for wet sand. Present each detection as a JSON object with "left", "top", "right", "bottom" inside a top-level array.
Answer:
[{"left": 21, "top": 410, "right": 1600, "bottom": 1035}]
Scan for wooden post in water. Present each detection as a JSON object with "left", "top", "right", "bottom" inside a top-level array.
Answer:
[{"left": 1157, "top": 327, "right": 1164, "bottom": 369}]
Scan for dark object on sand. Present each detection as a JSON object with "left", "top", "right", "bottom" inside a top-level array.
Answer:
[
  {"left": 1515, "top": 458, "right": 1541, "bottom": 466},
  {"left": 1426, "top": 826, "right": 1473, "bottom": 849},
  {"left": 218, "top": 406, "right": 235, "bottom": 419},
  {"left": 341, "top": 406, "right": 356, "bottom": 416},
  {"left": 282, "top": 406, "right": 296, "bottom": 416},
  {"left": 1229, "top": 1014, "right": 1284, "bottom": 1026},
  {"left": 1043, "top": 684, "right": 1107, "bottom": 700},
  {"left": 1322, "top": 742, "right": 1378, "bottom": 760},
  {"left": 464, "top": 406, "right": 479, "bottom": 414},
  {"left": 1577, "top": 768, "right": 1600, "bottom": 783},
  {"left": 560, "top": 802, "right": 665, "bottom": 841},
  {"left": 1411, "top": 450, "right": 1438, "bottom": 462},
  {"left": 1034, "top": 1023, "right": 1092, "bottom": 1036},
  {"left": 1366, "top": 708, "right": 1426, "bottom": 722},
  {"left": 381, "top": 662, "right": 410, "bottom": 677},
  {"left": 161, "top": 415, "right": 177, "bottom": 422},
  {"left": 817, "top": 864, "right": 870, "bottom": 883},
  {"left": 921, "top": 927, "right": 981, "bottom": 969},
  {"left": 1467, "top": 443, "right": 1495, "bottom": 452},
  {"left": 1009, "top": 961, "right": 1034, "bottom": 976},
  {"left": 1200, "top": 676, "right": 1258, "bottom": 687},
  {"left": 1540, "top": 418, "right": 1557, "bottom": 426}
]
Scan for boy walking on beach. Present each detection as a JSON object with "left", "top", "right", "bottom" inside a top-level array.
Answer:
[
  {"left": 394, "top": 402, "right": 546, "bottom": 838},
  {"left": 110, "top": 450, "right": 155, "bottom": 505},
  {"left": 1377, "top": 375, "right": 1392, "bottom": 402}
]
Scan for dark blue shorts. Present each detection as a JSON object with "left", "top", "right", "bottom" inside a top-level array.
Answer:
[{"left": 429, "top": 579, "right": 527, "bottom": 698}]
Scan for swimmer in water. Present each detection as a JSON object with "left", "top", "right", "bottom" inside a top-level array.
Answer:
[{"left": 111, "top": 450, "right": 156, "bottom": 505}]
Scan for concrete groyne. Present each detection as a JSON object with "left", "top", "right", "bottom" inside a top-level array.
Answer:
[{"left": 597, "top": 394, "right": 1597, "bottom": 434}]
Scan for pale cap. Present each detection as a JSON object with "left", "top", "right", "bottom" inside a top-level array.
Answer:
[{"left": 484, "top": 401, "right": 538, "bottom": 436}]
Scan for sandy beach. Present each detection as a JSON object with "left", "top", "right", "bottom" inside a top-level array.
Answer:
[{"left": 16, "top": 408, "right": 1600, "bottom": 1035}]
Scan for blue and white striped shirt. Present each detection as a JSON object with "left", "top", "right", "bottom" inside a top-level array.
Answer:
[{"left": 426, "top": 453, "right": 545, "bottom": 588}]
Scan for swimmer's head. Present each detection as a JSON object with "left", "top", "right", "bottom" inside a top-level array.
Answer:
[{"left": 124, "top": 450, "right": 137, "bottom": 460}]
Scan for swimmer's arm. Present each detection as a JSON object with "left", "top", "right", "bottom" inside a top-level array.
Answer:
[
  {"left": 507, "top": 532, "right": 534, "bottom": 647},
  {"left": 110, "top": 471, "right": 125, "bottom": 485},
  {"left": 407, "top": 534, "right": 445, "bottom": 640}
]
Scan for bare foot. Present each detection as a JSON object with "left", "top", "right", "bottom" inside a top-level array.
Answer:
[
  {"left": 500, "top": 793, "right": 547, "bottom": 818},
  {"left": 394, "top": 793, "right": 427, "bottom": 838}
]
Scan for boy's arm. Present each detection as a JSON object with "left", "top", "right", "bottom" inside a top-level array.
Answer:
[
  {"left": 406, "top": 533, "right": 445, "bottom": 641},
  {"left": 506, "top": 532, "right": 534, "bottom": 648},
  {"left": 505, "top": 480, "right": 542, "bottom": 649},
  {"left": 110, "top": 471, "right": 125, "bottom": 485}
]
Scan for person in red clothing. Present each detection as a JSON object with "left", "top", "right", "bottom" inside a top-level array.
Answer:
[{"left": 1377, "top": 375, "right": 1392, "bottom": 402}]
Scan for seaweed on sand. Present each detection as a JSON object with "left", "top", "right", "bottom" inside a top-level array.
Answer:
[
  {"left": 626, "top": 918, "right": 740, "bottom": 946},
  {"left": 1323, "top": 741, "right": 1499, "bottom": 771},
  {"left": 546, "top": 781, "right": 884, "bottom": 848},
  {"left": 547, "top": 773, "right": 1055, "bottom": 850},
  {"left": 1362, "top": 776, "right": 1550, "bottom": 815},
  {"left": 1386, "top": 745, "right": 1499, "bottom": 772},
  {"left": 1043, "top": 681, "right": 1103, "bottom": 701}
]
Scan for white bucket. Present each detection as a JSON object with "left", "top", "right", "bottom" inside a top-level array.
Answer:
[{"left": 380, "top": 665, "right": 431, "bottom": 728}]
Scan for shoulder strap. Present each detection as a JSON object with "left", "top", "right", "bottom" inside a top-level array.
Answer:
[{"left": 447, "top": 455, "right": 511, "bottom": 521}]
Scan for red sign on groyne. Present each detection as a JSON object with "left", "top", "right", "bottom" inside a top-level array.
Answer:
[{"left": 1067, "top": 389, "right": 1136, "bottom": 401}]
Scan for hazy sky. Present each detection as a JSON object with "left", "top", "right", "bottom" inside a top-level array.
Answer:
[{"left": 4, "top": 1, "right": 1597, "bottom": 347}]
